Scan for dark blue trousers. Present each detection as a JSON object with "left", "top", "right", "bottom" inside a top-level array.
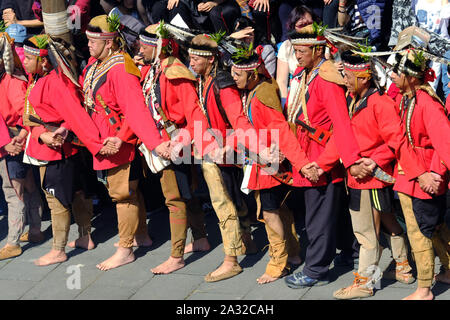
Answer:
[{"left": 302, "top": 181, "right": 344, "bottom": 279}]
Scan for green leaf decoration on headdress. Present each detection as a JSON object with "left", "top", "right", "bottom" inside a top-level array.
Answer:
[
  {"left": 157, "top": 20, "right": 170, "bottom": 39},
  {"left": 106, "top": 13, "right": 121, "bottom": 32},
  {"left": 412, "top": 50, "right": 426, "bottom": 69},
  {"left": 356, "top": 43, "right": 372, "bottom": 62},
  {"left": 0, "top": 21, "right": 6, "bottom": 33},
  {"left": 232, "top": 42, "right": 254, "bottom": 64},
  {"left": 34, "top": 35, "right": 49, "bottom": 49},
  {"left": 210, "top": 30, "right": 226, "bottom": 44},
  {"left": 312, "top": 21, "right": 327, "bottom": 36}
]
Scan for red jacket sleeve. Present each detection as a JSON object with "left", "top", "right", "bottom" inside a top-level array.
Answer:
[
  {"left": 110, "top": 67, "right": 164, "bottom": 151},
  {"left": 220, "top": 86, "right": 260, "bottom": 154},
  {"left": 53, "top": 72, "right": 103, "bottom": 155},
  {"left": 369, "top": 143, "right": 396, "bottom": 169},
  {"left": 430, "top": 151, "right": 448, "bottom": 175},
  {"left": 170, "top": 78, "right": 212, "bottom": 155},
  {"left": 422, "top": 95, "right": 450, "bottom": 169},
  {"left": 373, "top": 95, "right": 426, "bottom": 180},
  {"left": 321, "top": 79, "right": 361, "bottom": 168},
  {"left": 258, "top": 98, "right": 309, "bottom": 172},
  {"left": 31, "top": 125, "right": 47, "bottom": 142},
  {"left": 7, "top": 77, "right": 27, "bottom": 127}
]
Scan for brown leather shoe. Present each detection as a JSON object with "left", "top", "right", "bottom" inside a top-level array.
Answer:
[
  {"left": 204, "top": 264, "right": 243, "bottom": 282},
  {"left": 0, "top": 245, "right": 22, "bottom": 260},
  {"left": 383, "top": 260, "right": 415, "bottom": 284},
  {"left": 19, "top": 231, "right": 45, "bottom": 243},
  {"left": 333, "top": 272, "right": 374, "bottom": 299}
]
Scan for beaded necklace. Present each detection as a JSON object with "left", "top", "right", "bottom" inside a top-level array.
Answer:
[
  {"left": 24, "top": 73, "right": 47, "bottom": 124},
  {"left": 286, "top": 59, "right": 325, "bottom": 124},
  {"left": 197, "top": 75, "right": 213, "bottom": 117},
  {"left": 399, "top": 95, "right": 416, "bottom": 147},
  {"left": 142, "top": 64, "right": 165, "bottom": 131}
]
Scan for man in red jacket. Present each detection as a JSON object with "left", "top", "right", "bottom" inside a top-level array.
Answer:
[
  {"left": 81, "top": 15, "right": 172, "bottom": 271},
  {"left": 284, "top": 24, "right": 362, "bottom": 289},
  {"left": 390, "top": 49, "right": 450, "bottom": 300},
  {"left": 138, "top": 25, "right": 213, "bottom": 275},
  {"left": 314, "top": 50, "right": 427, "bottom": 299},
  {"left": 230, "top": 47, "right": 305, "bottom": 284},
  {"left": 0, "top": 32, "right": 44, "bottom": 261},
  {"left": 21, "top": 35, "right": 116, "bottom": 266},
  {"left": 187, "top": 34, "right": 261, "bottom": 282}
]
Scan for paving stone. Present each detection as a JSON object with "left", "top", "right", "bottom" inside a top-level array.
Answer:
[
  {"left": 366, "top": 286, "right": 414, "bottom": 300},
  {"left": 433, "top": 282, "right": 450, "bottom": 300},
  {"left": 194, "top": 266, "right": 260, "bottom": 296},
  {"left": 174, "top": 246, "right": 225, "bottom": 277},
  {"left": 21, "top": 263, "right": 102, "bottom": 300},
  {"left": 0, "top": 195, "right": 448, "bottom": 300},
  {"left": 187, "top": 291, "right": 244, "bottom": 300},
  {"left": 243, "top": 279, "right": 310, "bottom": 300},
  {"left": 300, "top": 266, "right": 357, "bottom": 300},
  {"left": 75, "top": 284, "right": 137, "bottom": 300},
  {"left": 131, "top": 273, "right": 204, "bottom": 300},
  {"left": 94, "top": 259, "right": 154, "bottom": 289},
  {"left": 0, "top": 247, "right": 60, "bottom": 281},
  {"left": 0, "top": 280, "right": 37, "bottom": 299}
]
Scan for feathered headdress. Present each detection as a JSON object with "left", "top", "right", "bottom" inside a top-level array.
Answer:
[
  {"left": 23, "top": 34, "right": 49, "bottom": 57},
  {"left": 0, "top": 32, "right": 25, "bottom": 77},
  {"left": 188, "top": 32, "right": 224, "bottom": 56},
  {"left": 47, "top": 36, "right": 79, "bottom": 86},
  {"left": 231, "top": 42, "right": 260, "bottom": 69}
]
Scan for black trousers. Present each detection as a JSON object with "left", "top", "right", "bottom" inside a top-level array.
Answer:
[
  {"left": 197, "top": 0, "right": 241, "bottom": 33},
  {"left": 150, "top": 0, "right": 198, "bottom": 28},
  {"left": 301, "top": 181, "right": 344, "bottom": 279}
]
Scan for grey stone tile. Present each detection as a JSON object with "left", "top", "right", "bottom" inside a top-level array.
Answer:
[
  {"left": 194, "top": 267, "right": 258, "bottom": 296},
  {"left": 187, "top": 291, "right": 244, "bottom": 300},
  {"left": 0, "top": 280, "right": 37, "bottom": 299},
  {"left": 75, "top": 284, "right": 137, "bottom": 300},
  {"left": 131, "top": 273, "right": 204, "bottom": 300},
  {"left": 433, "top": 282, "right": 450, "bottom": 300},
  {"left": 300, "top": 266, "right": 357, "bottom": 300},
  {"left": 244, "top": 279, "right": 310, "bottom": 300},
  {"left": 21, "top": 264, "right": 102, "bottom": 300},
  {"left": 366, "top": 286, "right": 414, "bottom": 300},
  {"left": 94, "top": 260, "right": 154, "bottom": 289},
  {"left": 0, "top": 247, "right": 60, "bottom": 281},
  {"left": 173, "top": 246, "right": 224, "bottom": 276}
]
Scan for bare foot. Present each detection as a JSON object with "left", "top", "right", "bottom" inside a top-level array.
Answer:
[
  {"left": 288, "top": 255, "right": 302, "bottom": 266},
  {"left": 257, "top": 269, "right": 288, "bottom": 284},
  {"left": 184, "top": 237, "right": 211, "bottom": 254},
  {"left": 257, "top": 273, "right": 280, "bottom": 284},
  {"left": 151, "top": 256, "right": 185, "bottom": 274},
  {"left": 402, "top": 288, "right": 434, "bottom": 300},
  {"left": 68, "top": 234, "right": 95, "bottom": 250},
  {"left": 34, "top": 249, "right": 67, "bottom": 266},
  {"left": 114, "top": 235, "right": 153, "bottom": 248},
  {"left": 435, "top": 270, "right": 450, "bottom": 284},
  {"left": 96, "top": 247, "right": 135, "bottom": 271}
]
